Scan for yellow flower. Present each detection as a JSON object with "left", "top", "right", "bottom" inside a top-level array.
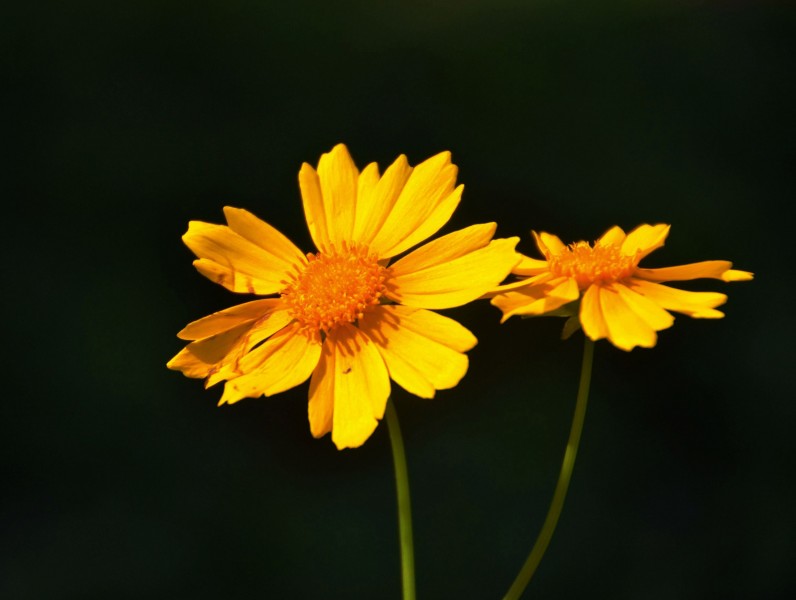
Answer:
[
  {"left": 168, "top": 144, "right": 519, "bottom": 449},
  {"left": 491, "top": 224, "right": 753, "bottom": 351}
]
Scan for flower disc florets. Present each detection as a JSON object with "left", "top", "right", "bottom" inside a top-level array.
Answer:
[
  {"left": 548, "top": 241, "right": 638, "bottom": 288},
  {"left": 282, "top": 242, "right": 388, "bottom": 333}
]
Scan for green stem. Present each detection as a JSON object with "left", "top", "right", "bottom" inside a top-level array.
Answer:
[
  {"left": 386, "top": 398, "right": 416, "bottom": 600},
  {"left": 503, "top": 337, "right": 595, "bottom": 600}
]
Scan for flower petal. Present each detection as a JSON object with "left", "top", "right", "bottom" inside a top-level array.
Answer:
[
  {"left": 611, "top": 283, "right": 674, "bottom": 332},
  {"left": 205, "top": 307, "right": 295, "bottom": 386},
  {"left": 177, "top": 299, "right": 283, "bottom": 340},
  {"left": 533, "top": 231, "right": 566, "bottom": 257},
  {"left": 307, "top": 339, "right": 334, "bottom": 438},
  {"left": 597, "top": 225, "right": 626, "bottom": 246},
  {"left": 579, "top": 284, "right": 609, "bottom": 342},
  {"left": 628, "top": 278, "right": 727, "bottom": 318},
  {"left": 359, "top": 305, "right": 476, "bottom": 399},
  {"left": 223, "top": 207, "right": 307, "bottom": 268},
  {"left": 219, "top": 324, "right": 321, "bottom": 405},
  {"left": 635, "top": 260, "right": 754, "bottom": 283},
  {"left": 167, "top": 321, "right": 255, "bottom": 379},
  {"left": 317, "top": 144, "right": 359, "bottom": 246},
  {"left": 389, "top": 223, "right": 498, "bottom": 273},
  {"left": 319, "top": 324, "right": 390, "bottom": 450},
  {"left": 491, "top": 276, "right": 579, "bottom": 321},
  {"left": 598, "top": 284, "right": 657, "bottom": 350},
  {"left": 512, "top": 253, "right": 549, "bottom": 276},
  {"left": 386, "top": 237, "right": 520, "bottom": 309},
  {"left": 621, "top": 224, "right": 670, "bottom": 259},
  {"left": 183, "top": 221, "right": 292, "bottom": 294},
  {"left": 352, "top": 155, "right": 413, "bottom": 247},
  {"left": 369, "top": 151, "right": 461, "bottom": 258},
  {"left": 299, "top": 162, "right": 330, "bottom": 252}
]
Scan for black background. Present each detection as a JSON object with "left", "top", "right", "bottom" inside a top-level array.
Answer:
[{"left": 3, "top": 1, "right": 794, "bottom": 598}]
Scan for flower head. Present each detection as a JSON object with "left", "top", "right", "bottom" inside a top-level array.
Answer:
[
  {"left": 491, "top": 224, "right": 752, "bottom": 350},
  {"left": 168, "top": 144, "right": 519, "bottom": 449}
]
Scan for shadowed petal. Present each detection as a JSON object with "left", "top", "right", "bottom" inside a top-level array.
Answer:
[
  {"left": 315, "top": 325, "right": 391, "bottom": 450},
  {"left": 580, "top": 285, "right": 609, "bottom": 342},
  {"left": 220, "top": 324, "right": 321, "bottom": 405},
  {"left": 359, "top": 306, "right": 476, "bottom": 399},
  {"left": 598, "top": 285, "right": 658, "bottom": 350}
]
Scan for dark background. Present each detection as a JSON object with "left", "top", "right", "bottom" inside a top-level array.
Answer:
[{"left": 3, "top": 1, "right": 794, "bottom": 598}]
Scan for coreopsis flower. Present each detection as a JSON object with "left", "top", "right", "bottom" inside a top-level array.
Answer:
[
  {"left": 168, "top": 144, "right": 519, "bottom": 449},
  {"left": 491, "top": 224, "right": 752, "bottom": 351}
]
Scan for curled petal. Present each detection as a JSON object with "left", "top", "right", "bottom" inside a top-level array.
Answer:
[
  {"left": 533, "top": 231, "right": 566, "bottom": 257},
  {"left": 621, "top": 224, "right": 670, "bottom": 259},
  {"left": 183, "top": 221, "right": 293, "bottom": 294}
]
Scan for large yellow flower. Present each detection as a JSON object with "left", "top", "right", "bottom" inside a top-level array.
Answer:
[
  {"left": 168, "top": 144, "right": 519, "bottom": 449},
  {"left": 491, "top": 224, "right": 752, "bottom": 351}
]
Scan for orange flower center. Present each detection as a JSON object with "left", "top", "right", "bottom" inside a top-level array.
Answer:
[
  {"left": 547, "top": 241, "right": 638, "bottom": 287},
  {"left": 282, "top": 243, "right": 388, "bottom": 333}
]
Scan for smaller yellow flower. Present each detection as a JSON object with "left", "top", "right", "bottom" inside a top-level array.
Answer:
[{"left": 491, "top": 224, "right": 753, "bottom": 350}]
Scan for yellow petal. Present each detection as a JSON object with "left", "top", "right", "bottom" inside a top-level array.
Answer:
[
  {"left": 486, "top": 271, "right": 554, "bottom": 296},
  {"left": 621, "top": 224, "right": 670, "bottom": 259},
  {"left": 167, "top": 321, "right": 254, "bottom": 379},
  {"left": 205, "top": 307, "right": 295, "bottom": 386},
  {"left": 628, "top": 278, "right": 727, "bottom": 318},
  {"left": 598, "top": 284, "right": 657, "bottom": 350},
  {"left": 533, "top": 231, "right": 566, "bottom": 257},
  {"left": 183, "top": 221, "right": 292, "bottom": 294},
  {"left": 635, "top": 260, "right": 753, "bottom": 283},
  {"left": 220, "top": 324, "right": 321, "bottom": 405},
  {"left": 177, "top": 299, "right": 282, "bottom": 340},
  {"left": 387, "top": 237, "right": 519, "bottom": 309},
  {"left": 579, "top": 284, "right": 609, "bottom": 342},
  {"left": 512, "top": 253, "right": 549, "bottom": 276},
  {"left": 308, "top": 340, "right": 334, "bottom": 439},
  {"left": 722, "top": 269, "right": 754, "bottom": 282},
  {"left": 299, "top": 162, "right": 330, "bottom": 253},
  {"left": 352, "top": 155, "right": 413, "bottom": 247},
  {"left": 317, "top": 143, "right": 359, "bottom": 246},
  {"left": 359, "top": 305, "right": 476, "bottom": 398},
  {"left": 325, "top": 325, "right": 391, "bottom": 450},
  {"left": 369, "top": 151, "right": 460, "bottom": 258},
  {"left": 223, "top": 207, "right": 307, "bottom": 267},
  {"left": 597, "top": 225, "right": 626, "bottom": 247},
  {"left": 491, "top": 276, "right": 579, "bottom": 321},
  {"left": 611, "top": 283, "right": 674, "bottom": 332},
  {"left": 389, "top": 223, "right": 497, "bottom": 273}
]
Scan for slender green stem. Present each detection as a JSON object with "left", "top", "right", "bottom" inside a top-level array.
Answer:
[
  {"left": 386, "top": 398, "right": 416, "bottom": 600},
  {"left": 503, "top": 337, "right": 595, "bottom": 600}
]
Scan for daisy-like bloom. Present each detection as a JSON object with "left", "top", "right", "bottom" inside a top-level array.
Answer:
[
  {"left": 168, "top": 144, "right": 519, "bottom": 449},
  {"left": 491, "top": 224, "right": 752, "bottom": 351}
]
